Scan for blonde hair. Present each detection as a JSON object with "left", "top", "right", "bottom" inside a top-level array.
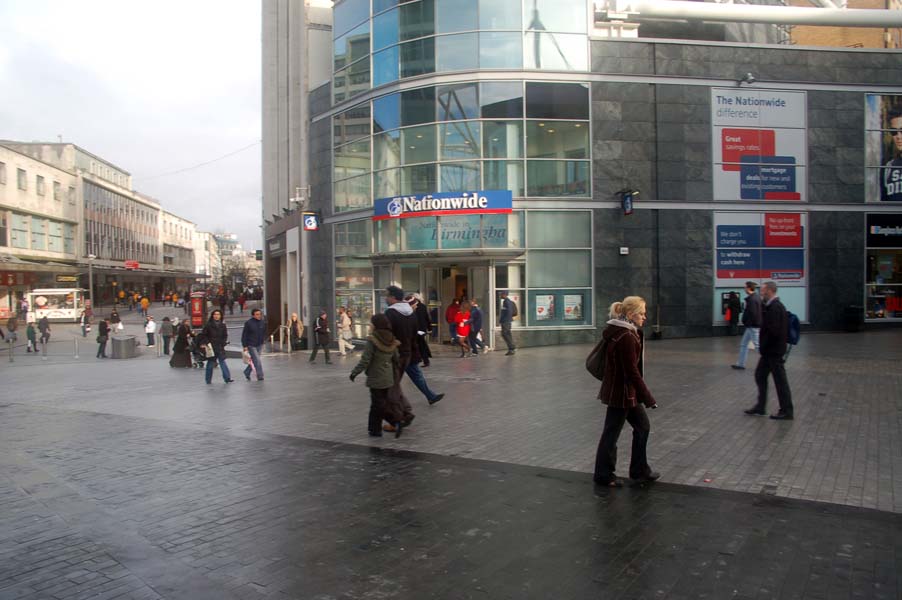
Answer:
[{"left": 608, "top": 296, "right": 646, "bottom": 320}]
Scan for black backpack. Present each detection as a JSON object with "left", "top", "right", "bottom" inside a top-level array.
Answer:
[
  {"left": 509, "top": 299, "right": 518, "bottom": 318},
  {"left": 585, "top": 337, "right": 608, "bottom": 381}
]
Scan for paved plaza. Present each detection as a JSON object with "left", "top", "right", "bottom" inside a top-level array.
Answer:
[{"left": 0, "top": 321, "right": 901, "bottom": 599}]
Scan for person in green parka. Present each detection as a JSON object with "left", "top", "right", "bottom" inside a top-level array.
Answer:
[
  {"left": 350, "top": 313, "right": 404, "bottom": 438},
  {"left": 26, "top": 322, "right": 36, "bottom": 353}
]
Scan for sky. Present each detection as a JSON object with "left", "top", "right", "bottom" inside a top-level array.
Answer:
[{"left": 0, "top": 0, "right": 262, "bottom": 250}]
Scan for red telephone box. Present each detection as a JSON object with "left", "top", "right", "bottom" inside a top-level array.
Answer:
[{"left": 190, "top": 291, "right": 207, "bottom": 328}]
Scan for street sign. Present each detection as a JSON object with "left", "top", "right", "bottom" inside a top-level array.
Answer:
[
  {"left": 303, "top": 212, "right": 320, "bottom": 231},
  {"left": 255, "top": 249, "right": 263, "bottom": 261},
  {"left": 56, "top": 275, "right": 79, "bottom": 283},
  {"left": 124, "top": 260, "right": 139, "bottom": 270}
]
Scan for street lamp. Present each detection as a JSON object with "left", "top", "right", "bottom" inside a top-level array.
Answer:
[{"left": 87, "top": 254, "right": 96, "bottom": 309}]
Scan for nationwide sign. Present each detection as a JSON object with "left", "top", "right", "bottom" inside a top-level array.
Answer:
[{"left": 373, "top": 190, "right": 512, "bottom": 221}]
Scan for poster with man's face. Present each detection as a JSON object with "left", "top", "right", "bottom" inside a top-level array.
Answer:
[{"left": 865, "top": 94, "right": 902, "bottom": 202}]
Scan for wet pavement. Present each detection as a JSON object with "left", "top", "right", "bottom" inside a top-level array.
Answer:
[{"left": 1, "top": 327, "right": 901, "bottom": 598}]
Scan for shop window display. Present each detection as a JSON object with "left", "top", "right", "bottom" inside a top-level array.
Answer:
[{"left": 867, "top": 250, "right": 902, "bottom": 318}]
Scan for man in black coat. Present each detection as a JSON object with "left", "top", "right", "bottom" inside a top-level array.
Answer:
[{"left": 744, "top": 281, "right": 794, "bottom": 420}]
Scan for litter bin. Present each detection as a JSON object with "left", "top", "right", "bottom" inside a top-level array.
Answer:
[
  {"left": 111, "top": 335, "right": 138, "bottom": 359},
  {"left": 842, "top": 305, "right": 864, "bottom": 333}
]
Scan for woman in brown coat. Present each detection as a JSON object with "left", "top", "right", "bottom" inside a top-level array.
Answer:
[{"left": 593, "top": 296, "right": 660, "bottom": 487}]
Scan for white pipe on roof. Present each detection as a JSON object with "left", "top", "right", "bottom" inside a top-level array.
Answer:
[{"left": 602, "top": 0, "right": 902, "bottom": 27}]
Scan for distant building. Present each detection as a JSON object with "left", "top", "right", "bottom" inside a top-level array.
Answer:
[
  {"left": 789, "top": 0, "right": 902, "bottom": 48},
  {"left": 193, "top": 231, "right": 222, "bottom": 286}
]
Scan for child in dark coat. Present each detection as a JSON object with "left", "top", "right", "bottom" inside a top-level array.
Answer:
[{"left": 350, "top": 314, "right": 404, "bottom": 438}]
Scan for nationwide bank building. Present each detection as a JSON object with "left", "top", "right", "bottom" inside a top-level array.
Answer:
[{"left": 261, "top": 0, "right": 902, "bottom": 348}]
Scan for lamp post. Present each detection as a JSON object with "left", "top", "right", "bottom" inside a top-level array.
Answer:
[{"left": 87, "top": 254, "right": 96, "bottom": 310}]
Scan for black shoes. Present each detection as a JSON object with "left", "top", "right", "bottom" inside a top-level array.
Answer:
[
  {"left": 632, "top": 471, "right": 661, "bottom": 483},
  {"left": 731, "top": 364, "right": 745, "bottom": 370},
  {"left": 394, "top": 422, "right": 403, "bottom": 438},
  {"left": 368, "top": 431, "right": 382, "bottom": 437},
  {"left": 244, "top": 373, "right": 251, "bottom": 381},
  {"left": 225, "top": 379, "right": 235, "bottom": 383},
  {"left": 770, "top": 412, "right": 794, "bottom": 420},
  {"left": 505, "top": 350, "right": 515, "bottom": 356},
  {"left": 744, "top": 407, "right": 766, "bottom": 416},
  {"left": 428, "top": 393, "right": 444, "bottom": 406}
]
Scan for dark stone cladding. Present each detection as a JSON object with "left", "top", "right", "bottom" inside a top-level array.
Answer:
[{"left": 309, "top": 81, "right": 337, "bottom": 319}]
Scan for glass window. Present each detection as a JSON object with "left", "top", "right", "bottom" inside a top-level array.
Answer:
[
  {"left": 376, "top": 219, "right": 400, "bottom": 252},
  {"left": 375, "top": 168, "right": 400, "bottom": 198},
  {"left": 374, "top": 0, "right": 399, "bottom": 13},
  {"left": 334, "top": 104, "right": 371, "bottom": 145},
  {"left": 402, "top": 217, "right": 438, "bottom": 250},
  {"left": 484, "top": 160, "right": 524, "bottom": 196},
  {"left": 437, "top": 83, "right": 478, "bottom": 121},
  {"left": 479, "top": 32, "right": 522, "bottom": 69},
  {"left": 525, "top": 82, "right": 589, "bottom": 119},
  {"left": 400, "top": 164, "right": 437, "bottom": 194},
  {"left": 440, "top": 121, "right": 480, "bottom": 159},
  {"left": 483, "top": 212, "right": 524, "bottom": 248},
  {"left": 480, "top": 82, "right": 523, "bottom": 118},
  {"left": 483, "top": 121, "right": 523, "bottom": 158},
  {"left": 400, "top": 0, "right": 435, "bottom": 40},
  {"left": 335, "top": 220, "right": 372, "bottom": 256},
  {"left": 335, "top": 256, "right": 374, "bottom": 290},
  {"left": 400, "top": 37, "right": 435, "bottom": 78},
  {"left": 47, "top": 221, "right": 63, "bottom": 253},
  {"left": 17, "top": 168, "right": 26, "bottom": 190},
  {"left": 524, "top": 0, "right": 588, "bottom": 33},
  {"left": 335, "top": 139, "right": 371, "bottom": 174},
  {"left": 374, "top": 130, "right": 402, "bottom": 170},
  {"left": 440, "top": 161, "right": 480, "bottom": 192},
  {"left": 373, "top": 8, "right": 399, "bottom": 51},
  {"left": 437, "top": 0, "right": 476, "bottom": 33},
  {"left": 31, "top": 216, "right": 47, "bottom": 250},
  {"left": 527, "top": 289, "right": 591, "bottom": 326},
  {"left": 36, "top": 175, "right": 45, "bottom": 196},
  {"left": 334, "top": 173, "right": 372, "bottom": 213},
  {"left": 400, "top": 87, "right": 436, "bottom": 126},
  {"left": 526, "top": 121, "right": 588, "bottom": 159},
  {"left": 480, "top": 0, "right": 521, "bottom": 29},
  {"left": 436, "top": 33, "right": 478, "bottom": 72},
  {"left": 373, "top": 46, "right": 400, "bottom": 86},
  {"left": 336, "top": 291, "right": 374, "bottom": 339},
  {"left": 333, "top": 0, "right": 369, "bottom": 38},
  {"left": 334, "top": 22, "right": 370, "bottom": 71},
  {"left": 0, "top": 214, "right": 6, "bottom": 247},
  {"left": 526, "top": 160, "right": 589, "bottom": 196},
  {"left": 439, "top": 215, "right": 481, "bottom": 249},
  {"left": 373, "top": 93, "right": 401, "bottom": 133},
  {"left": 10, "top": 213, "right": 28, "bottom": 248},
  {"left": 528, "top": 250, "right": 591, "bottom": 287},
  {"left": 523, "top": 33, "right": 587, "bottom": 71},
  {"left": 53, "top": 180, "right": 61, "bottom": 200},
  {"left": 402, "top": 124, "right": 438, "bottom": 164},
  {"left": 0, "top": 161, "right": 5, "bottom": 185},
  {"left": 527, "top": 211, "right": 591, "bottom": 247}
]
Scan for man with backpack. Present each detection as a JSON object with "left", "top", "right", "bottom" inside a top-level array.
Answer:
[
  {"left": 744, "top": 281, "right": 794, "bottom": 420},
  {"left": 498, "top": 291, "right": 517, "bottom": 356}
]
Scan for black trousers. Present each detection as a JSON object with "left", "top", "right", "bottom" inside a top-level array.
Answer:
[
  {"left": 468, "top": 330, "right": 485, "bottom": 353},
  {"left": 594, "top": 405, "right": 652, "bottom": 483},
  {"left": 368, "top": 388, "right": 390, "bottom": 433},
  {"left": 309, "top": 342, "right": 331, "bottom": 362},
  {"left": 500, "top": 322, "right": 515, "bottom": 351},
  {"left": 754, "top": 354, "right": 793, "bottom": 415}
]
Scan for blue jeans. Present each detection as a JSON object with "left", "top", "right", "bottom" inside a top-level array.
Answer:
[
  {"left": 736, "top": 327, "right": 760, "bottom": 367},
  {"left": 244, "top": 345, "right": 264, "bottom": 380},
  {"left": 205, "top": 353, "right": 231, "bottom": 383},
  {"left": 448, "top": 322, "right": 457, "bottom": 344},
  {"left": 405, "top": 361, "right": 438, "bottom": 402}
]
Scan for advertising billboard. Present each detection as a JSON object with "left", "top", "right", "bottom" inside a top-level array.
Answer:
[
  {"left": 865, "top": 94, "right": 902, "bottom": 202},
  {"left": 711, "top": 89, "right": 807, "bottom": 202}
]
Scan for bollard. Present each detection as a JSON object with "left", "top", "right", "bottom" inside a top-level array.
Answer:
[
  {"left": 7, "top": 340, "right": 12, "bottom": 363},
  {"left": 279, "top": 327, "right": 285, "bottom": 353},
  {"left": 41, "top": 339, "right": 47, "bottom": 361},
  {"left": 74, "top": 337, "right": 79, "bottom": 359},
  {"left": 269, "top": 333, "right": 274, "bottom": 353},
  {"left": 157, "top": 342, "right": 162, "bottom": 358}
]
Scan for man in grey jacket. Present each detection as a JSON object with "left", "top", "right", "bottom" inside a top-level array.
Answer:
[{"left": 732, "top": 281, "right": 762, "bottom": 370}]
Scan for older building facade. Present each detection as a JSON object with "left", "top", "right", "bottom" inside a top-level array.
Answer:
[{"left": 263, "top": 0, "right": 902, "bottom": 345}]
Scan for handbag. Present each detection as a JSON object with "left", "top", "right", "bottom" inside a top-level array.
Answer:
[
  {"left": 342, "top": 330, "right": 353, "bottom": 341},
  {"left": 242, "top": 350, "right": 251, "bottom": 364},
  {"left": 204, "top": 344, "right": 215, "bottom": 358},
  {"left": 117, "top": 322, "right": 124, "bottom": 331},
  {"left": 585, "top": 337, "right": 608, "bottom": 382}
]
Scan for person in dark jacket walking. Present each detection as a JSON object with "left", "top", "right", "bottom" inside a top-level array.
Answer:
[
  {"left": 468, "top": 299, "right": 486, "bottom": 355},
  {"left": 498, "top": 291, "right": 516, "bottom": 355},
  {"left": 406, "top": 293, "right": 433, "bottom": 367},
  {"left": 386, "top": 286, "right": 442, "bottom": 421},
  {"left": 170, "top": 319, "right": 193, "bottom": 368},
  {"left": 241, "top": 308, "right": 266, "bottom": 381},
  {"left": 37, "top": 316, "right": 50, "bottom": 345},
  {"left": 732, "top": 281, "right": 762, "bottom": 370},
  {"left": 96, "top": 319, "right": 110, "bottom": 358},
  {"left": 198, "top": 309, "right": 233, "bottom": 384},
  {"left": 593, "top": 296, "right": 660, "bottom": 488},
  {"left": 309, "top": 310, "right": 332, "bottom": 364},
  {"left": 350, "top": 314, "right": 405, "bottom": 438},
  {"left": 744, "top": 281, "right": 793, "bottom": 420},
  {"left": 727, "top": 291, "right": 741, "bottom": 336},
  {"left": 160, "top": 317, "right": 174, "bottom": 355}
]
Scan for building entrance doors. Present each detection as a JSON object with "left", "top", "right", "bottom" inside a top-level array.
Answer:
[{"left": 422, "top": 264, "right": 492, "bottom": 348}]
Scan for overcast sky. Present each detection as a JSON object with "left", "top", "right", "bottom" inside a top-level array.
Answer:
[{"left": 0, "top": 0, "right": 262, "bottom": 250}]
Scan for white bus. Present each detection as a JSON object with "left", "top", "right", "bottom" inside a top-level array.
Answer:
[{"left": 27, "top": 288, "right": 87, "bottom": 323}]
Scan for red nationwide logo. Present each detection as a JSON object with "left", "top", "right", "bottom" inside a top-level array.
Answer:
[{"left": 124, "top": 260, "right": 140, "bottom": 270}]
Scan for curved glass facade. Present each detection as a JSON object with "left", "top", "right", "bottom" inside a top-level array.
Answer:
[
  {"left": 333, "top": 0, "right": 589, "bottom": 102},
  {"left": 333, "top": 81, "right": 590, "bottom": 213}
]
